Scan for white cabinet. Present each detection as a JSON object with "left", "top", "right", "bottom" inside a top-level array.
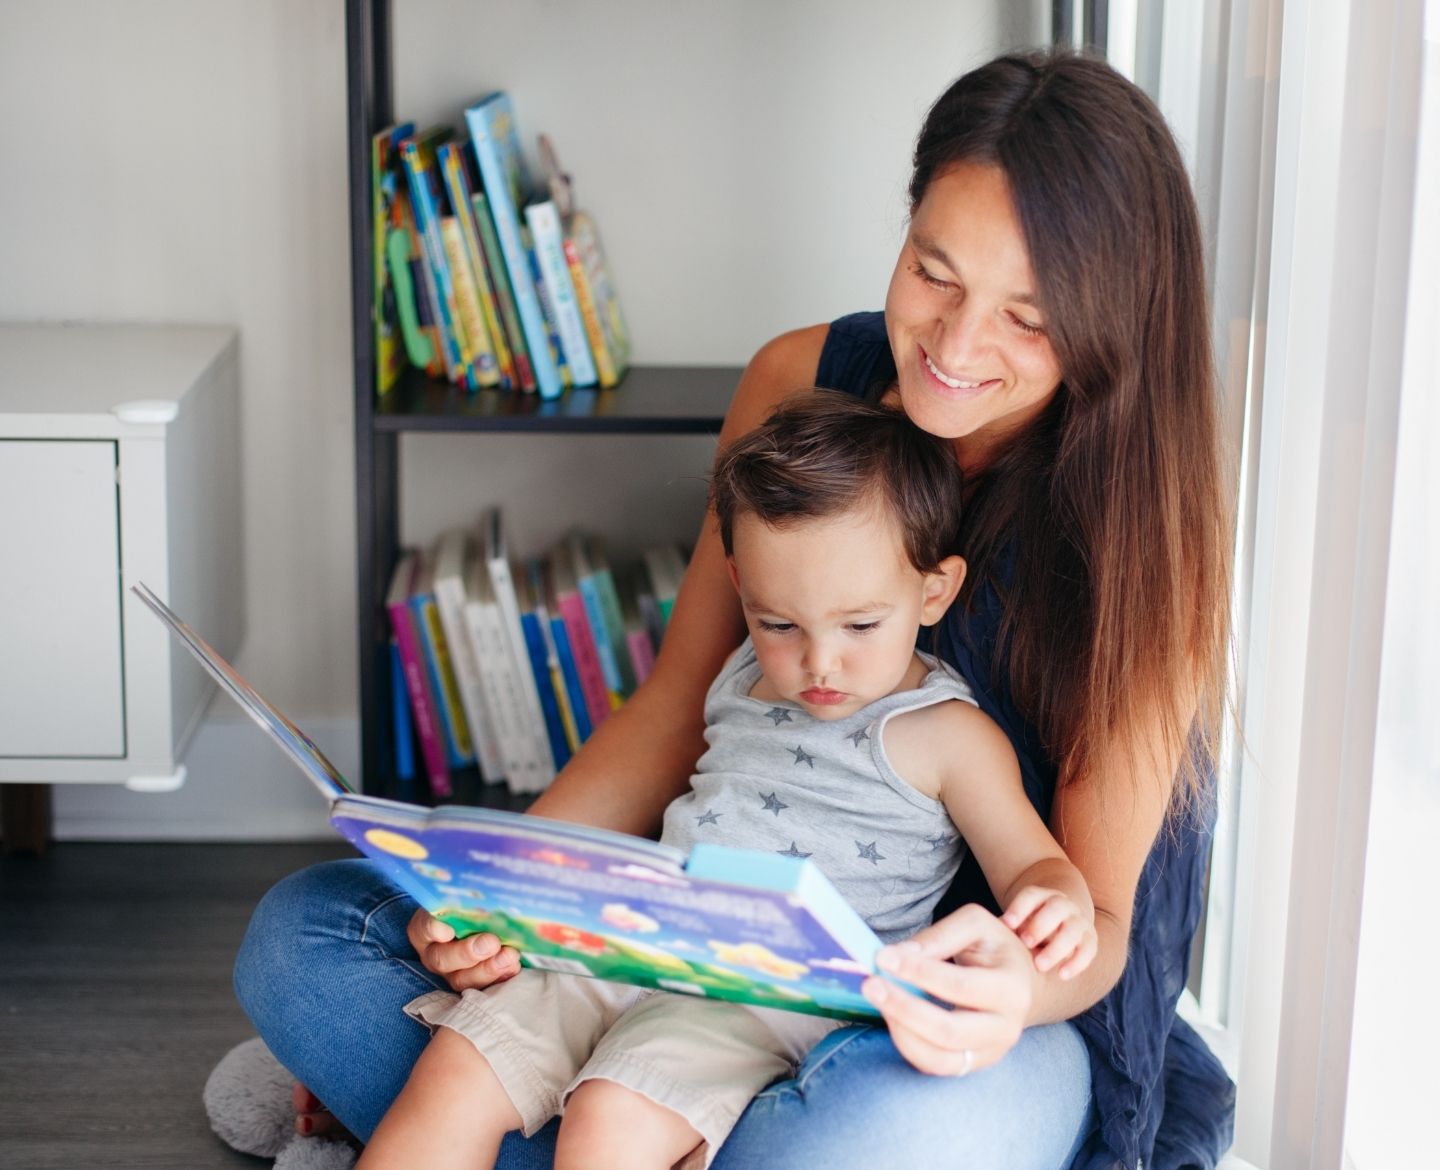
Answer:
[{"left": 0, "top": 323, "right": 243, "bottom": 789}]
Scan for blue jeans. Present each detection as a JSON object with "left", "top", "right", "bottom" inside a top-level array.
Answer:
[{"left": 235, "top": 860, "right": 1094, "bottom": 1168}]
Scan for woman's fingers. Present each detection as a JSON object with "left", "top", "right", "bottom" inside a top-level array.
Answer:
[{"left": 861, "top": 976, "right": 1020, "bottom": 1075}]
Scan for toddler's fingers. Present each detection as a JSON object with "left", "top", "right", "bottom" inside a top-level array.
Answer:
[
  {"left": 1057, "top": 932, "right": 1099, "bottom": 981},
  {"left": 448, "top": 945, "right": 522, "bottom": 992},
  {"left": 1000, "top": 887, "right": 1051, "bottom": 931},
  {"left": 1013, "top": 898, "right": 1071, "bottom": 952},
  {"left": 1031, "top": 920, "right": 1086, "bottom": 973}
]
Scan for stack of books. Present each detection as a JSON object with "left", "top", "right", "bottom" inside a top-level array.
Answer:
[
  {"left": 385, "top": 509, "right": 688, "bottom": 797},
  {"left": 372, "top": 92, "right": 631, "bottom": 400}
]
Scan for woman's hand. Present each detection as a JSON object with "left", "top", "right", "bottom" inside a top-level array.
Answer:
[
  {"left": 405, "top": 910, "right": 521, "bottom": 992},
  {"left": 861, "top": 904, "right": 1037, "bottom": 1077}
]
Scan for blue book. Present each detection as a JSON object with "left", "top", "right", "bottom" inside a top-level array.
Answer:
[
  {"left": 389, "top": 638, "right": 416, "bottom": 784},
  {"left": 548, "top": 614, "right": 592, "bottom": 744},
  {"left": 464, "top": 93, "right": 564, "bottom": 399},
  {"left": 515, "top": 569, "right": 572, "bottom": 770},
  {"left": 525, "top": 199, "right": 597, "bottom": 387}
]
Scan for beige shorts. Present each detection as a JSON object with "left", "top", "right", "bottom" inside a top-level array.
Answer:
[{"left": 405, "top": 973, "right": 838, "bottom": 1165}]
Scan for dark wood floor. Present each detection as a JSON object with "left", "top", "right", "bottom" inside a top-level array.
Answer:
[{"left": 0, "top": 841, "right": 353, "bottom": 1169}]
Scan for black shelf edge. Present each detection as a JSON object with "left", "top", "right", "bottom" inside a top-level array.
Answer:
[{"left": 373, "top": 363, "right": 741, "bottom": 434}]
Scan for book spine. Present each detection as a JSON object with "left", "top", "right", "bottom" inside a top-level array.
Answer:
[
  {"left": 389, "top": 638, "right": 416, "bottom": 784},
  {"left": 433, "top": 569, "right": 504, "bottom": 782},
  {"left": 471, "top": 191, "right": 536, "bottom": 392},
  {"left": 465, "top": 101, "right": 563, "bottom": 399},
  {"left": 463, "top": 596, "right": 531, "bottom": 786},
  {"left": 548, "top": 615, "right": 592, "bottom": 744},
  {"left": 412, "top": 593, "right": 476, "bottom": 768},
  {"left": 439, "top": 216, "right": 502, "bottom": 388},
  {"left": 562, "top": 234, "right": 619, "bottom": 388},
  {"left": 398, "top": 189, "right": 447, "bottom": 377},
  {"left": 487, "top": 552, "right": 557, "bottom": 788},
  {"left": 387, "top": 594, "right": 452, "bottom": 798},
  {"left": 519, "top": 610, "right": 572, "bottom": 769},
  {"left": 571, "top": 211, "right": 631, "bottom": 369},
  {"left": 372, "top": 125, "right": 411, "bottom": 394},
  {"left": 524, "top": 201, "right": 597, "bottom": 387},
  {"left": 592, "top": 563, "right": 637, "bottom": 695},
  {"left": 439, "top": 142, "right": 516, "bottom": 389},
  {"left": 399, "top": 139, "right": 472, "bottom": 388},
  {"left": 557, "top": 591, "right": 613, "bottom": 728},
  {"left": 625, "top": 627, "right": 656, "bottom": 688},
  {"left": 523, "top": 223, "right": 571, "bottom": 388},
  {"left": 576, "top": 572, "right": 625, "bottom": 703}
]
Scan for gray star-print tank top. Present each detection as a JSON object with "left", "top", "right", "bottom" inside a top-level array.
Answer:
[{"left": 660, "top": 639, "right": 977, "bottom": 943}]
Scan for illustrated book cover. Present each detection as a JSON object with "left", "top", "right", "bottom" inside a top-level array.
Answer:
[{"left": 131, "top": 582, "right": 892, "bottom": 1021}]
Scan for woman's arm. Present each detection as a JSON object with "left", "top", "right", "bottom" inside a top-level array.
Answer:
[
  {"left": 407, "top": 324, "right": 832, "bottom": 983},
  {"left": 863, "top": 718, "right": 1179, "bottom": 1074}
]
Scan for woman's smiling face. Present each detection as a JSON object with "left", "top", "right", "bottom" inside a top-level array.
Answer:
[{"left": 884, "top": 161, "right": 1064, "bottom": 472}]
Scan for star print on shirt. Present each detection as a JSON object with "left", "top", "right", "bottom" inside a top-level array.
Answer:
[
  {"left": 760, "top": 792, "right": 789, "bottom": 816},
  {"left": 926, "top": 833, "right": 953, "bottom": 851},
  {"left": 856, "top": 841, "right": 885, "bottom": 864},
  {"left": 847, "top": 727, "right": 870, "bottom": 747},
  {"left": 695, "top": 810, "right": 722, "bottom": 827},
  {"left": 778, "top": 842, "right": 812, "bottom": 859},
  {"left": 765, "top": 707, "right": 794, "bottom": 725},
  {"left": 790, "top": 746, "right": 815, "bottom": 768}
]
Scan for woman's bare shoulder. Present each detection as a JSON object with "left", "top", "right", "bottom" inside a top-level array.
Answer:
[{"left": 723, "top": 324, "right": 832, "bottom": 438}]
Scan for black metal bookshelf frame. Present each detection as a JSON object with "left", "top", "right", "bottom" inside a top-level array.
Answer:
[{"left": 345, "top": 0, "right": 737, "bottom": 799}]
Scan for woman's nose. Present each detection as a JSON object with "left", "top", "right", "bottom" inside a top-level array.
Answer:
[{"left": 932, "top": 303, "right": 990, "bottom": 373}]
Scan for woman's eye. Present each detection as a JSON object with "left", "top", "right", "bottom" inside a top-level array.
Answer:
[
  {"left": 1009, "top": 312, "right": 1044, "bottom": 336},
  {"left": 909, "top": 262, "right": 951, "bottom": 290}
]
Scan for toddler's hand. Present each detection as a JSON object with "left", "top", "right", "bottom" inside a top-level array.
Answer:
[{"left": 1001, "top": 886, "right": 1097, "bottom": 981}]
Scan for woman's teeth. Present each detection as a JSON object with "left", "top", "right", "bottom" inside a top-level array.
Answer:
[{"left": 924, "top": 355, "right": 983, "bottom": 389}]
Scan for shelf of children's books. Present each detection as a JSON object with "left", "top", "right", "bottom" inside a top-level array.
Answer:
[{"left": 373, "top": 364, "right": 741, "bottom": 434}]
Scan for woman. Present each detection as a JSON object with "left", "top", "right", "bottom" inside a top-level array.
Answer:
[{"left": 236, "top": 49, "right": 1235, "bottom": 1169}]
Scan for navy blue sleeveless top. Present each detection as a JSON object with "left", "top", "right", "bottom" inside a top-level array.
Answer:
[{"left": 817, "top": 312, "right": 1235, "bottom": 1170}]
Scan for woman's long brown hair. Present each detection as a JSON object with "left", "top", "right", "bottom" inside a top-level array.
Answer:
[{"left": 910, "top": 50, "right": 1234, "bottom": 810}]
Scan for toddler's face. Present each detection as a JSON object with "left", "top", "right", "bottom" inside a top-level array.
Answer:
[{"left": 728, "top": 507, "right": 956, "bottom": 722}]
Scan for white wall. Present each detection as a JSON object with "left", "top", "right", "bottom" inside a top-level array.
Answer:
[{"left": 0, "top": 0, "right": 1045, "bottom": 837}]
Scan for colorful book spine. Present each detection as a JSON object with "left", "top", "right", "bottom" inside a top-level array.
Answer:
[
  {"left": 562, "top": 233, "right": 620, "bottom": 388},
  {"left": 471, "top": 191, "right": 535, "bottom": 392},
  {"left": 524, "top": 200, "right": 597, "bottom": 388},
  {"left": 398, "top": 129, "right": 474, "bottom": 388},
  {"left": 548, "top": 615, "right": 592, "bottom": 746},
  {"left": 432, "top": 530, "right": 504, "bottom": 783},
  {"left": 550, "top": 543, "right": 613, "bottom": 729},
  {"left": 372, "top": 123, "right": 415, "bottom": 394},
  {"left": 386, "top": 553, "right": 451, "bottom": 798},
  {"left": 528, "top": 558, "right": 587, "bottom": 751},
  {"left": 395, "top": 182, "right": 446, "bottom": 377},
  {"left": 516, "top": 571, "right": 572, "bottom": 770},
  {"left": 570, "top": 534, "right": 635, "bottom": 700},
  {"left": 438, "top": 141, "right": 517, "bottom": 390},
  {"left": 569, "top": 210, "right": 631, "bottom": 371},
  {"left": 410, "top": 563, "right": 476, "bottom": 770},
  {"left": 464, "top": 94, "right": 564, "bottom": 399},
  {"left": 524, "top": 224, "right": 571, "bottom": 387},
  {"left": 439, "top": 216, "right": 499, "bottom": 391}
]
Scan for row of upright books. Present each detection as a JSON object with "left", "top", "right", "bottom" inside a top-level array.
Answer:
[
  {"left": 387, "top": 510, "right": 688, "bottom": 798},
  {"left": 373, "top": 91, "right": 631, "bottom": 400}
]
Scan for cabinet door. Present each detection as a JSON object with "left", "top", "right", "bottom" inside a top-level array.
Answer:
[{"left": 0, "top": 440, "right": 125, "bottom": 758}]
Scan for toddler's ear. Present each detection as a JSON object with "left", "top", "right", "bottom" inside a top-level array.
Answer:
[{"left": 921, "top": 555, "right": 966, "bottom": 624}]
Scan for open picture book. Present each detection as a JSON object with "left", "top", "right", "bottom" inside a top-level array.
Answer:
[{"left": 133, "top": 583, "right": 891, "bottom": 1020}]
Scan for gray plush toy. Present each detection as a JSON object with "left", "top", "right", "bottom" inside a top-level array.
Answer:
[{"left": 204, "top": 1038, "right": 357, "bottom": 1170}]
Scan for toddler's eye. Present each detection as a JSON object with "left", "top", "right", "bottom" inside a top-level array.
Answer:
[
  {"left": 758, "top": 620, "right": 795, "bottom": 634},
  {"left": 847, "top": 622, "right": 881, "bottom": 634}
]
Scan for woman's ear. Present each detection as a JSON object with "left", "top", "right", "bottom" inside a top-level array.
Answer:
[
  {"left": 920, "top": 555, "right": 966, "bottom": 624},
  {"left": 725, "top": 556, "right": 742, "bottom": 596}
]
